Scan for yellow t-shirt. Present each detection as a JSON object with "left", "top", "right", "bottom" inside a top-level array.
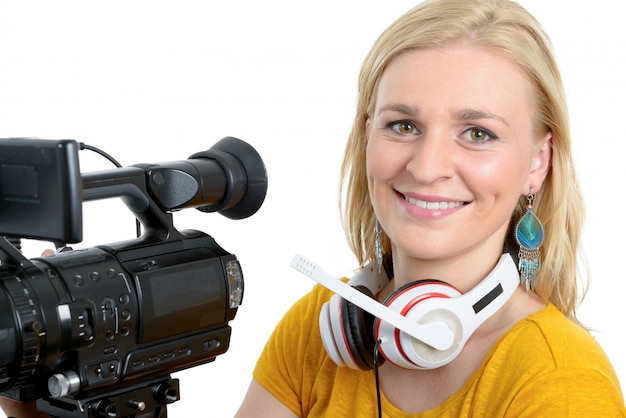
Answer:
[{"left": 253, "top": 283, "right": 625, "bottom": 417}]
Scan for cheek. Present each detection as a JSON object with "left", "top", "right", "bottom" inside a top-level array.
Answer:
[
  {"left": 366, "top": 139, "right": 401, "bottom": 217},
  {"left": 465, "top": 152, "right": 529, "bottom": 201},
  {"left": 365, "top": 137, "right": 380, "bottom": 185},
  {"left": 366, "top": 138, "right": 406, "bottom": 186}
]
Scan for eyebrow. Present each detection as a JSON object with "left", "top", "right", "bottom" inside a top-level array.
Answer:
[
  {"left": 376, "top": 104, "right": 509, "bottom": 127},
  {"left": 376, "top": 104, "right": 420, "bottom": 117},
  {"left": 452, "top": 108, "right": 510, "bottom": 127}
]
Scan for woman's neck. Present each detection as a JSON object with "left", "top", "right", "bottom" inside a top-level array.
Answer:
[{"left": 389, "top": 241, "right": 506, "bottom": 293}]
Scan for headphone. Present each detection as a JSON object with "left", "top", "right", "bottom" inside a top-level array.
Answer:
[{"left": 291, "top": 253, "right": 520, "bottom": 371}]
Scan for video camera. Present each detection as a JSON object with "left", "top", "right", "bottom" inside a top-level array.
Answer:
[{"left": 0, "top": 137, "right": 267, "bottom": 417}]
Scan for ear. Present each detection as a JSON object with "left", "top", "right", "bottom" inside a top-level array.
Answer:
[
  {"left": 365, "top": 118, "right": 372, "bottom": 136},
  {"left": 525, "top": 132, "right": 552, "bottom": 192}
]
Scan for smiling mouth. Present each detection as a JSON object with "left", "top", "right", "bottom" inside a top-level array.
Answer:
[{"left": 404, "top": 195, "right": 465, "bottom": 210}]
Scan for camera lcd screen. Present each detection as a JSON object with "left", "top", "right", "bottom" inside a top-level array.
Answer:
[
  {"left": 136, "top": 258, "right": 227, "bottom": 343},
  {"left": 0, "top": 138, "right": 83, "bottom": 243}
]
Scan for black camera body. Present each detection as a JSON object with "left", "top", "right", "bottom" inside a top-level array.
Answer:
[{"left": 0, "top": 137, "right": 267, "bottom": 417}]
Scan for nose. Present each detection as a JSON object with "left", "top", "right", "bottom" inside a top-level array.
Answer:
[{"left": 405, "top": 130, "right": 456, "bottom": 184}]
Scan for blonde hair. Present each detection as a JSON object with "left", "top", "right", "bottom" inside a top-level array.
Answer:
[{"left": 340, "top": 0, "right": 586, "bottom": 320}]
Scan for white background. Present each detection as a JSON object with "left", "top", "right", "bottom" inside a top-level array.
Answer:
[{"left": 0, "top": 1, "right": 624, "bottom": 416}]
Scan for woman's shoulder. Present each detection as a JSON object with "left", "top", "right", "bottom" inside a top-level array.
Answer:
[
  {"left": 516, "top": 304, "right": 608, "bottom": 357},
  {"left": 474, "top": 304, "right": 626, "bottom": 415},
  {"left": 286, "top": 281, "right": 345, "bottom": 318},
  {"left": 268, "top": 283, "right": 338, "bottom": 344},
  {"left": 493, "top": 303, "right": 620, "bottom": 381}
]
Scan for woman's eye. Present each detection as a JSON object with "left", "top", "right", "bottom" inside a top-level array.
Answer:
[
  {"left": 464, "top": 127, "right": 496, "bottom": 143},
  {"left": 389, "top": 121, "right": 418, "bottom": 135}
]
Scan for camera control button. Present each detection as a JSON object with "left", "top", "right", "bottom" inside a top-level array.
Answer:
[
  {"left": 73, "top": 275, "right": 85, "bottom": 287},
  {"left": 121, "top": 309, "right": 131, "bottom": 320},
  {"left": 204, "top": 339, "right": 221, "bottom": 351},
  {"left": 177, "top": 347, "right": 192, "bottom": 356},
  {"left": 48, "top": 371, "right": 81, "bottom": 398},
  {"left": 103, "top": 346, "right": 118, "bottom": 355}
]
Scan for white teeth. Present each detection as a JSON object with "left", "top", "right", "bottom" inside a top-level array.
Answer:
[{"left": 405, "top": 196, "right": 463, "bottom": 210}]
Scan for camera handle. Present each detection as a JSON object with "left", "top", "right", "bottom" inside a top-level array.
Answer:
[
  {"left": 80, "top": 136, "right": 268, "bottom": 248},
  {"left": 36, "top": 376, "right": 179, "bottom": 418},
  {"left": 82, "top": 166, "right": 182, "bottom": 245}
]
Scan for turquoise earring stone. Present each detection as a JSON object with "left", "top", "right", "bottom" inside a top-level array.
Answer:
[
  {"left": 515, "top": 209, "right": 544, "bottom": 250},
  {"left": 516, "top": 195, "right": 544, "bottom": 291}
]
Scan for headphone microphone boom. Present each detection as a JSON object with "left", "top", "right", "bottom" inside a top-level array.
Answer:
[{"left": 290, "top": 253, "right": 520, "bottom": 371}]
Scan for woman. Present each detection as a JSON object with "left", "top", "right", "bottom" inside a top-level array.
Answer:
[{"left": 235, "top": 0, "right": 625, "bottom": 416}]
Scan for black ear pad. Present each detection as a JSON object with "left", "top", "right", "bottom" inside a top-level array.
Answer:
[{"left": 340, "top": 285, "right": 382, "bottom": 370}]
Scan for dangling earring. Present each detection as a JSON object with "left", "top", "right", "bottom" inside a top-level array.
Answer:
[
  {"left": 515, "top": 187, "right": 544, "bottom": 291},
  {"left": 375, "top": 219, "right": 383, "bottom": 273}
]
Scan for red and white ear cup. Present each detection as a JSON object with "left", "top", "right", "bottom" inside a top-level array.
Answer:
[
  {"left": 319, "top": 301, "right": 346, "bottom": 367},
  {"left": 375, "top": 281, "right": 464, "bottom": 370},
  {"left": 319, "top": 286, "right": 379, "bottom": 370},
  {"left": 319, "top": 281, "right": 464, "bottom": 371}
]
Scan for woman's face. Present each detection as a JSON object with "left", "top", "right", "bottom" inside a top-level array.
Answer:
[{"left": 366, "top": 45, "right": 551, "bottom": 272}]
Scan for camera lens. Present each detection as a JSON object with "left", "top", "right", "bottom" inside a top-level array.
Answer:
[
  {"left": 0, "top": 273, "right": 39, "bottom": 394},
  {"left": 0, "top": 286, "right": 18, "bottom": 377}
]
